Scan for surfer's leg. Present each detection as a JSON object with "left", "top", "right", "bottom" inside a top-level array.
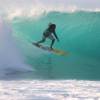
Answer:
[
  {"left": 48, "top": 35, "right": 55, "bottom": 49},
  {"left": 37, "top": 36, "right": 46, "bottom": 44},
  {"left": 50, "top": 39, "right": 55, "bottom": 49}
]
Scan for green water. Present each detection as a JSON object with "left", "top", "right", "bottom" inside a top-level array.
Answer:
[{"left": 11, "top": 11, "right": 100, "bottom": 80}]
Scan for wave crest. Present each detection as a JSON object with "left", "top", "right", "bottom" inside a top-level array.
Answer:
[{"left": 1, "top": 5, "right": 100, "bottom": 20}]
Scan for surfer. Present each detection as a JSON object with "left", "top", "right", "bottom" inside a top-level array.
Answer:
[{"left": 36, "top": 23, "right": 59, "bottom": 49}]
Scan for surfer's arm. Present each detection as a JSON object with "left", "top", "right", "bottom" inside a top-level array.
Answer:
[{"left": 53, "top": 31, "right": 59, "bottom": 41}]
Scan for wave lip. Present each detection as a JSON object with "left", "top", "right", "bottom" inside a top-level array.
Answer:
[{"left": 1, "top": 5, "right": 100, "bottom": 20}]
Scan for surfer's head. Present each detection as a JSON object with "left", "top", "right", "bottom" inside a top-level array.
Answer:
[{"left": 48, "top": 23, "right": 56, "bottom": 30}]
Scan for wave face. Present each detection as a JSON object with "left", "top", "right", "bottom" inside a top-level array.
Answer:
[{"left": 11, "top": 11, "right": 100, "bottom": 80}]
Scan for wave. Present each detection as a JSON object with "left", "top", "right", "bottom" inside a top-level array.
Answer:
[{"left": 11, "top": 11, "right": 100, "bottom": 79}]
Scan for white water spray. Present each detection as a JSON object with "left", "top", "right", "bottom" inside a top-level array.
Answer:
[{"left": 0, "top": 17, "right": 33, "bottom": 76}]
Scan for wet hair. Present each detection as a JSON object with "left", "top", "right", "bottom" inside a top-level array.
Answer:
[{"left": 48, "top": 23, "right": 56, "bottom": 30}]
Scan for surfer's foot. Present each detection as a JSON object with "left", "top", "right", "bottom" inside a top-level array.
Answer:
[
  {"left": 50, "top": 47, "right": 53, "bottom": 50},
  {"left": 35, "top": 43, "right": 40, "bottom": 46},
  {"left": 32, "top": 42, "right": 40, "bottom": 46}
]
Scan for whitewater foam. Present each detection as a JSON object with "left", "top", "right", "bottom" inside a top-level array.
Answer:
[
  {"left": 0, "top": 80, "right": 100, "bottom": 100},
  {"left": 5, "top": 8, "right": 100, "bottom": 20}
]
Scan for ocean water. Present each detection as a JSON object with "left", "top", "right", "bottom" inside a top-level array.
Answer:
[
  {"left": 0, "top": 11, "right": 100, "bottom": 100},
  {"left": 11, "top": 11, "right": 100, "bottom": 80}
]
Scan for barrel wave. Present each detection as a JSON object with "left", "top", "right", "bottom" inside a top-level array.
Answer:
[{"left": 12, "top": 11, "right": 100, "bottom": 80}]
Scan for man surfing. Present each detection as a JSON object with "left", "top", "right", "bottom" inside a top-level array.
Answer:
[{"left": 35, "top": 23, "right": 59, "bottom": 49}]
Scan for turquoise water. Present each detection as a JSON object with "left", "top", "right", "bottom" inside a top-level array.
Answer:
[{"left": 11, "top": 11, "right": 100, "bottom": 80}]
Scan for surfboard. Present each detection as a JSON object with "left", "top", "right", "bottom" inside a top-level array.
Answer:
[{"left": 32, "top": 42, "right": 68, "bottom": 56}]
